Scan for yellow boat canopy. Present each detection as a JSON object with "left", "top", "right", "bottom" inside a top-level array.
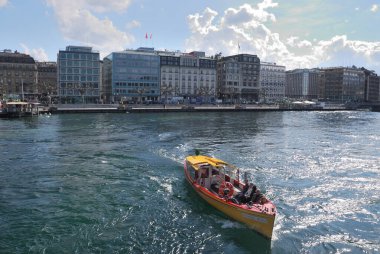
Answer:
[{"left": 186, "top": 155, "right": 228, "bottom": 170}]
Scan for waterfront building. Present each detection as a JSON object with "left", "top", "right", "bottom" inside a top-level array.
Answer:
[
  {"left": 57, "top": 46, "right": 101, "bottom": 104},
  {"left": 159, "top": 51, "right": 180, "bottom": 102},
  {"left": 189, "top": 52, "right": 217, "bottom": 103},
  {"left": 361, "top": 68, "right": 380, "bottom": 102},
  {"left": 321, "top": 67, "right": 365, "bottom": 102},
  {"left": 36, "top": 62, "right": 57, "bottom": 100},
  {"left": 102, "top": 58, "right": 112, "bottom": 103},
  {"left": 103, "top": 47, "right": 160, "bottom": 103},
  {"left": 285, "top": 68, "right": 322, "bottom": 100},
  {"left": 103, "top": 48, "right": 216, "bottom": 104},
  {"left": 159, "top": 51, "right": 216, "bottom": 103},
  {"left": 259, "top": 62, "right": 286, "bottom": 103},
  {"left": 98, "top": 60, "right": 104, "bottom": 103},
  {"left": 0, "top": 49, "right": 38, "bottom": 100},
  {"left": 217, "top": 54, "right": 260, "bottom": 103}
]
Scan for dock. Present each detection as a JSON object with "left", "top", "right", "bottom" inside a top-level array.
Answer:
[{"left": 49, "top": 104, "right": 350, "bottom": 114}]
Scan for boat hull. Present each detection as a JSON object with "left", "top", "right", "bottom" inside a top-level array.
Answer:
[{"left": 184, "top": 160, "right": 275, "bottom": 239}]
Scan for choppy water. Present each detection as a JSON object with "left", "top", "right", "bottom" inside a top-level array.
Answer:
[{"left": 0, "top": 111, "right": 379, "bottom": 253}]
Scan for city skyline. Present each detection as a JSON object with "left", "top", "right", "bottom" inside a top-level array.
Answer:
[{"left": 1, "top": 0, "right": 380, "bottom": 73}]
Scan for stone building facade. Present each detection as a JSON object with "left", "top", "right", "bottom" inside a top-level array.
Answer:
[
  {"left": 159, "top": 51, "right": 216, "bottom": 103},
  {"left": 0, "top": 49, "right": 38, "bottom": 100},
  {"left": 321, "top": 67, "right": 365, "bottom": 102},
  {"left": 285, "top": 68, "right": 322, "bottom": 100},
  {"left": 217, "top": 54, "right": 260, "bottom": 103},
  {"left": 37, "top": 62, "right": 57, "bottom": 96},
  {"left": 259, "top": 62, "right": 286, "bottom": 103}
]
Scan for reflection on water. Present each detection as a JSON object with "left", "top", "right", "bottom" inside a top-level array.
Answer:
[{"left": 0, "top": 111, "right": 379, "bottom": 253}]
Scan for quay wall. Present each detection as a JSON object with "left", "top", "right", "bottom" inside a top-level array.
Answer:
[{"left": 50, "top": 104, "right": 350, "bottom": 114}]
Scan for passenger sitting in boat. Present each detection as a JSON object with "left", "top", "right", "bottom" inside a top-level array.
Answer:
[
  {"left": 200, "top": 166, "right": 208, "bottom": 178},
  {"left": 210, "top": 169, "right": 221, "bottom": 192},
  {"left": 241, "top": 179, "right": 249, "bottom": 189},
  {"left": 198, "top": 166, "right": 208, "bottom": 187},
  {"left": 235, "top": 179, "right": 249, "bottom": 202},
  {"left": 248, "top": 189, "right": 265, "bottom": 205},
  {"left": 245, "top": 184, "right": 257, "bottom": 202},
  {"left": 236, "top": 181, "right": 256, "bottom": 204}
]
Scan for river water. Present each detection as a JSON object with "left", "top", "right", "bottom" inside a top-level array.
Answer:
[{"left": 0, "top": 111, "right": 379, "bottom": 253}]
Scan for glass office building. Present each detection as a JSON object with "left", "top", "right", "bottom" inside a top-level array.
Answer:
[
  {"left": 57, "top": 46, "right": 100, "bottom": 104},
  {"left": 104, "top": 48, "right": 160, "bottom": 103}
]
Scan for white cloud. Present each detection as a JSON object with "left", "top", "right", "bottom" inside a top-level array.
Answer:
[
  {"left": 0, "top": 0, "right": 8, "bottom": 7},
  {"left": 185, "top": 1, "right": 295, "bottom": 66},
  {"left": 188, "top": 7, "right": 218, "bottom": 35},
  {"left": 222, "top": 3, "right": 277, "bottom": 27},
  {"left": 371, "top": 4, "right": 378, "bottom": 12},
  {"left": 286, "top": 36, "right": 312, "bottom": 48},
  {"left": 258, "top": 0, "right": 278, "bottom": 10},
  {"left": 314, "top": 35, "right": 380, "bottom": 70},
  {"left": 46, "top": 0, "right": 134, "bottom": 57},
  {"left": 126, "top": 20, "right": 141, "bottom": 29},
  {"left": 20, "top": 43, "right": 49, "bottom": 62},
  {"left": 185, "top": 1, "right": 380, "bottom": 73}
]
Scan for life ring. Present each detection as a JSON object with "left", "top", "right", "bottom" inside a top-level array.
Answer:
[{"left": 218, "top": 181, "right": 234, "bottom": 198}]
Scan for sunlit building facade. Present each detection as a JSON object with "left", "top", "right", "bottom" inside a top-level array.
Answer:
[
  {"left": 361, "top": 68, "right": 380, "bottom": 102},
  {"left": 37, "top": 62, "right": 57, "bottom": 96},
  {"left": 159, "top": 52, "right": 180, "bottom": 102},
  {"left": 285, "top": 68, "right": 322, "bottom": 100},
  {"left": 217, "top": 54, "right": 260, "bottom": 103},
  {"left": 104, "top": 47, "right": 160, "bottom": 103},
  {"left": 321, "top": 67, "right": 365, "bottom": 102},
  {"left": 159, "top": 51, "right": 216, "bottom": 103},
  {"left": 259, "top": 62, "right": 286, "bottom": 103},
  {"left": 57, "top": 46, "right": 101, "bottom": 104},
  {"left": 0, "top": 49, "right": 37, "bottom": 100}
]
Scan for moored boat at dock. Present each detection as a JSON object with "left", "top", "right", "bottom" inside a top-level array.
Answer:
[{"left": 0, "top": 101, "right": 43, "bottom": 118}]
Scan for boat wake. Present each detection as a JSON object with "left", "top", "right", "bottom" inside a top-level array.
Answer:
[
  {"left": 219, "top": 219, "right": 245, "bottom": 229},
  {"left": 148, "top": 175, "right": 176, "bottom": 195},
  {"left": 154, "top": 142, "right": 194, "bottom": 166}
]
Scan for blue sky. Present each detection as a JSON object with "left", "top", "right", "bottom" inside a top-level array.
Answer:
[{"left": 1, "top": 0, "right": 380, "bottom": 73}]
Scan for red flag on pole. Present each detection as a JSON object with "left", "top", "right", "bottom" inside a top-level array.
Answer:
[{"left": 145, "top": 33, "right": 148, "bottom": 39}]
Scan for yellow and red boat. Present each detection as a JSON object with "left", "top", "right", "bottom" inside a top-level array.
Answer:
[{"left": 184, "top": 154, "right": 276, "bottom": 239}]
